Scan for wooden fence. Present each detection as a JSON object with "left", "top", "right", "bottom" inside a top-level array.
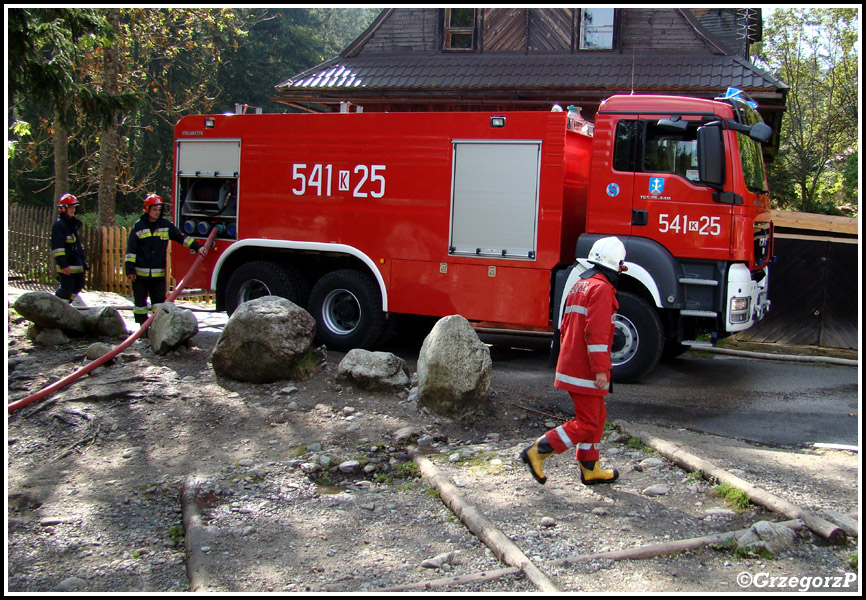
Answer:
[{"left": 8, "top": 203, "right": 214, "bottom": 302}]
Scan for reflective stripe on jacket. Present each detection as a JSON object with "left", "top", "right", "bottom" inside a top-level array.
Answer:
[
  {"left": 554, "top": 272, "right": 618, "bottom": 396},
  {"left": 51, "top": 215, "right": 86, "bottom": 273},
  {"left": 125, "top": 216, "right": 201, "bottom": 278}
]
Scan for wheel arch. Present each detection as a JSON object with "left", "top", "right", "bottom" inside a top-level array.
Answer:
[
  {"left": 213, "top": 240, "right": 388, "bottom": 312},
  {"left": 576, "top": 234, "right": 682, "bottom": 310}
]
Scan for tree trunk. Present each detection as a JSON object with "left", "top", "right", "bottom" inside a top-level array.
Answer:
[
  {"left": 53, "top": 108, "right": 69, "bottom": 202},
  {"left": 97, "top": 9, "right": 121, "bottom": 228}
]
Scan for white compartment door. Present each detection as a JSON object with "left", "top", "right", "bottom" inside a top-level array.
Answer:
[
  {"left": 176, "top": 140, "right": 241, "bottom": 177},
  {"left": 450, "top": 141, "right": 540, "bottom": 259}
]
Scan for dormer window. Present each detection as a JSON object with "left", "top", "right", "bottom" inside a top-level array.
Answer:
[
  {"left": 579, "top": 8, "right": 615, "bottom": 49},
  {"left": 444, "top": 8, "right": 476, "bottom": 51}
]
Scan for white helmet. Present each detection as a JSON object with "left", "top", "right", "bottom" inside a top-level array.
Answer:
[{"left": 588, "top": 236, "right": 628, "bottom": 272}]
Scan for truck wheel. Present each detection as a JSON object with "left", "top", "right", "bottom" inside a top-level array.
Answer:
[
  {"left": 225, "top": 261, "right": 308, "bottom": 315},
  {"left": 612, "top": 291, "right": 664, "bottom": 383},
  {"left": 308, "top": 269, "right": 386, "bottom": 351}
]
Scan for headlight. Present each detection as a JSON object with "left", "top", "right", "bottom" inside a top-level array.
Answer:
[
  {"left": 730, "top": 297, "right": 750, "bottom": 312},
  {"left": 730, "top": 297, "right": 751, "bottom": 323}
]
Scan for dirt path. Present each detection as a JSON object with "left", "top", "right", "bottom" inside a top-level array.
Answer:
[{"left": 6, "top": 288, "right": 859, "bottom": 593}]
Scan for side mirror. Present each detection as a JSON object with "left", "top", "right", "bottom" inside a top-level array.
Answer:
[
  {"left": 697, "top": 125, "right": 725, "bottom": 188},
  {"left": 749, "top": 122, "right": 772, "bottom": 144},
  {"left": 657, "top": 116, "right": 688, "bottom": 133}
]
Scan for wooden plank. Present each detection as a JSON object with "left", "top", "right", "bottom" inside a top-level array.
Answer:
[{"left": 771, "top": 209, "right": 858, "bottom": 235}]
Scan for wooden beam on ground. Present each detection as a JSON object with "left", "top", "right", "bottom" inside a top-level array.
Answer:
[
  {"left": 616, "top": 420, "right": 846, "bottom": 545},
  {"left": 414, "top": 456, "right": 562, "bottom": 592}
]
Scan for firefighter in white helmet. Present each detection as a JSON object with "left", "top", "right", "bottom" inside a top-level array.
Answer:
[{"left": 521, "top": 236, "right": 627, "bottom": 485}]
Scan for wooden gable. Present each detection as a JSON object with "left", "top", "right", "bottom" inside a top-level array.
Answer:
[{"left": 275, "top": 7, "right": 787, "bottom": 149}]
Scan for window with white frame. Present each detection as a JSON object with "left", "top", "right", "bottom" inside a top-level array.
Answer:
[{"left": 579, "top": 8, "right": 615, "bottom": 50}]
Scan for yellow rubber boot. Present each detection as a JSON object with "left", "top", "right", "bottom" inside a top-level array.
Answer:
[
  {"left": 520, "top": 437, "right": 555, "bottom": 485},
  {"left": 579, "top": 461, "right": 619, "bottom": 485}
]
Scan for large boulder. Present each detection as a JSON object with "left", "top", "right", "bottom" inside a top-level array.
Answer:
[
  {"left": 211, "top": 296, "right": 316, "bottom": 383},
  {"left": 417, "top": 315, "right": 491, "bottom": 418},
  {"left": 337, "top": 349, "right": 411, "bottom": 392},
  {"left": 13, "top": 291, "right": 85, "bottom": 334},
  {"left": 149, "top": 302, "right": 198, "bottom": 355}
]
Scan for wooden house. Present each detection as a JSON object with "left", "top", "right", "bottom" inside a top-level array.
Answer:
[{"left": 274, "top": 8, "right": 787, "bottom": 155}]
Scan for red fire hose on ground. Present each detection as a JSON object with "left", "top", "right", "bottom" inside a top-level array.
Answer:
[{"left": 8, "top": 227, "right": 220, "bottom": 415}]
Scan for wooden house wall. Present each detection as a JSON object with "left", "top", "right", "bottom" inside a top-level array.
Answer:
[
  {"left": 619, "top": 9, "right": 715, "bottom": 53},
  {"left": 359, "top": 7, "right": 439, "bottom": 54},
  {"left": 356, "top": 8, "right": 721, "bottom": 56},
  {"left": 483, "top": 8, "right": 527, "bottom": 51},
  {"left": 527, "top": 8, "right": 574, "bottom": 52}
]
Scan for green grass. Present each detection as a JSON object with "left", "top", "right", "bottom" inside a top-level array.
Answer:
[{"left": 715, "top": 483, "right": 750, "bottom": 511}]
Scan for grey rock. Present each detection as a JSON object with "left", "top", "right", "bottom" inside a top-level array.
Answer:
[
  {"left": 30, "top": 326, "right": 71, "bottom": 346},
  {"left": 736, "top": 520, "right": 796, "bottom": 555},
  {"left": 337, "top": 349, "right": 410, "bottom": 392},
  {"left": 81, "top": 306, "right": 128, "bottom": 338},
  {"left": 148, "top": 302, "right": 198, "bottom": 355},
  {"left": 53, "top": 577, "right": 87, "bottom": 591},
  {"left": 14, "top": 291, "right": 85, "bottom": 334},
  {"left": 211, "top": 297, "right": 316, "bottom": 383},
  {"left": 416, "top": 315, "right": 491, "bottom": 418},
  {"left": 641, "top": 484, "right": 670, "bottom": 496}
]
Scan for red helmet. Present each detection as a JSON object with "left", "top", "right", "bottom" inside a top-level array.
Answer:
[
  {"left": 58, "top": 193, "right": 79, "bottom": 208},
  {"left": 144, "top": 193, "right": 166, "bottom": 210}
]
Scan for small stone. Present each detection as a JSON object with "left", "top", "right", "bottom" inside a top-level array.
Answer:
[
  {"left": 339, "top": 461, "right": 360, "bottom": 473},
  {"left": 540, "top": 517, "right": 557, "bottom": 528},
  {"left": 54, "top": 577, "right": 86, "bottom": 592},
  {"left": 642, "top": 484, "right": 670, "bottom": 496}
]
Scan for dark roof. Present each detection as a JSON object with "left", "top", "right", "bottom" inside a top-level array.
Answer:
[{"left": 276, "top": 53, "right": 787, "bottom": 97}]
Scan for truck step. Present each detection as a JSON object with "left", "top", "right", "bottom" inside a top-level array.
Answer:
[
  {"left": 680, "top": 309, "right": 718, "bottom": 318},
  {"left": 678, "top": 277, "right": 719, "bottom": 286},
  {"left": 681, "top": 340, "right": 714, "bottom": 348}
]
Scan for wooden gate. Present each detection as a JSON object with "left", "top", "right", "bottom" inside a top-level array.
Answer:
[{"left": 736, "top": 211, "right": 858, "bottom": 350}]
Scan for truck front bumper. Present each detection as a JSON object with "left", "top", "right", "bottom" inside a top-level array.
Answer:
[{"left": 725, "top": 263, "right": 770, "bottom": 333}]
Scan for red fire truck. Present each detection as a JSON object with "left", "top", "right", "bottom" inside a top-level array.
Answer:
[{"left": 171, "top": 89, "right": 773, "bottom": 381}]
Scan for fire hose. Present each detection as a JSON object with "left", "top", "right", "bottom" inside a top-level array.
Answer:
[{"left": 8, "top": 226, "right": 220, "bottom": 414}]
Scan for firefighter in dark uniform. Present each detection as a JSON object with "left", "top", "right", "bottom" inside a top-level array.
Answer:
[
  {"left": 51, "top": 193, "right": 88, "bottom": 303},
  {"left": 125, "top": 194, "right": 207, "bottom": 325}
]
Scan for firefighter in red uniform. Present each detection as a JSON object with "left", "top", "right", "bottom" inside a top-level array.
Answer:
[
  {"left": 521, "top": 236, "right": 627, "bottom": 485},
  {"left": 125, "top": 194, "right": 207, "bottom": 325}
]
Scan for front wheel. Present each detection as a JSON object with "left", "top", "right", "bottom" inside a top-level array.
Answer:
[
  {"left": 308, "top": 269, "right": 386, "bottom": 351},
  {"left": 611, "top": 291, "right": 664, "bottom": 383}
]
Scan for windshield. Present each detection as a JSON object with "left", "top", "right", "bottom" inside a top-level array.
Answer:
[{"left": 731, "top": 99, "right": 769, "bottom": 194}]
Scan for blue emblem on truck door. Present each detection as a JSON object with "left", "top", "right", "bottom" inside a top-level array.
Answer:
[{"left": 649, "top": 177, "right": 665, "bottom": 195}]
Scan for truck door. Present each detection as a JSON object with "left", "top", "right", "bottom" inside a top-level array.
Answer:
[{"left": 630, "top": 118, "right": 732, "bottom": 260}]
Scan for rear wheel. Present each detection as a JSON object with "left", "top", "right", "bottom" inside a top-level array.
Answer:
[
  {"left": 611, "top": 291, "right": 664, "bottom": 383},
  {"left": 225, "top": 261, "right": 308, "bottom": 315},
  {"left": 308, "top": 269, "right": 386, "bottom": 351}
]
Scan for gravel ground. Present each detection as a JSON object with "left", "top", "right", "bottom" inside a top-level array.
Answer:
[{"left": 5, "top": 287, "right": 860, "bottom": 593}]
